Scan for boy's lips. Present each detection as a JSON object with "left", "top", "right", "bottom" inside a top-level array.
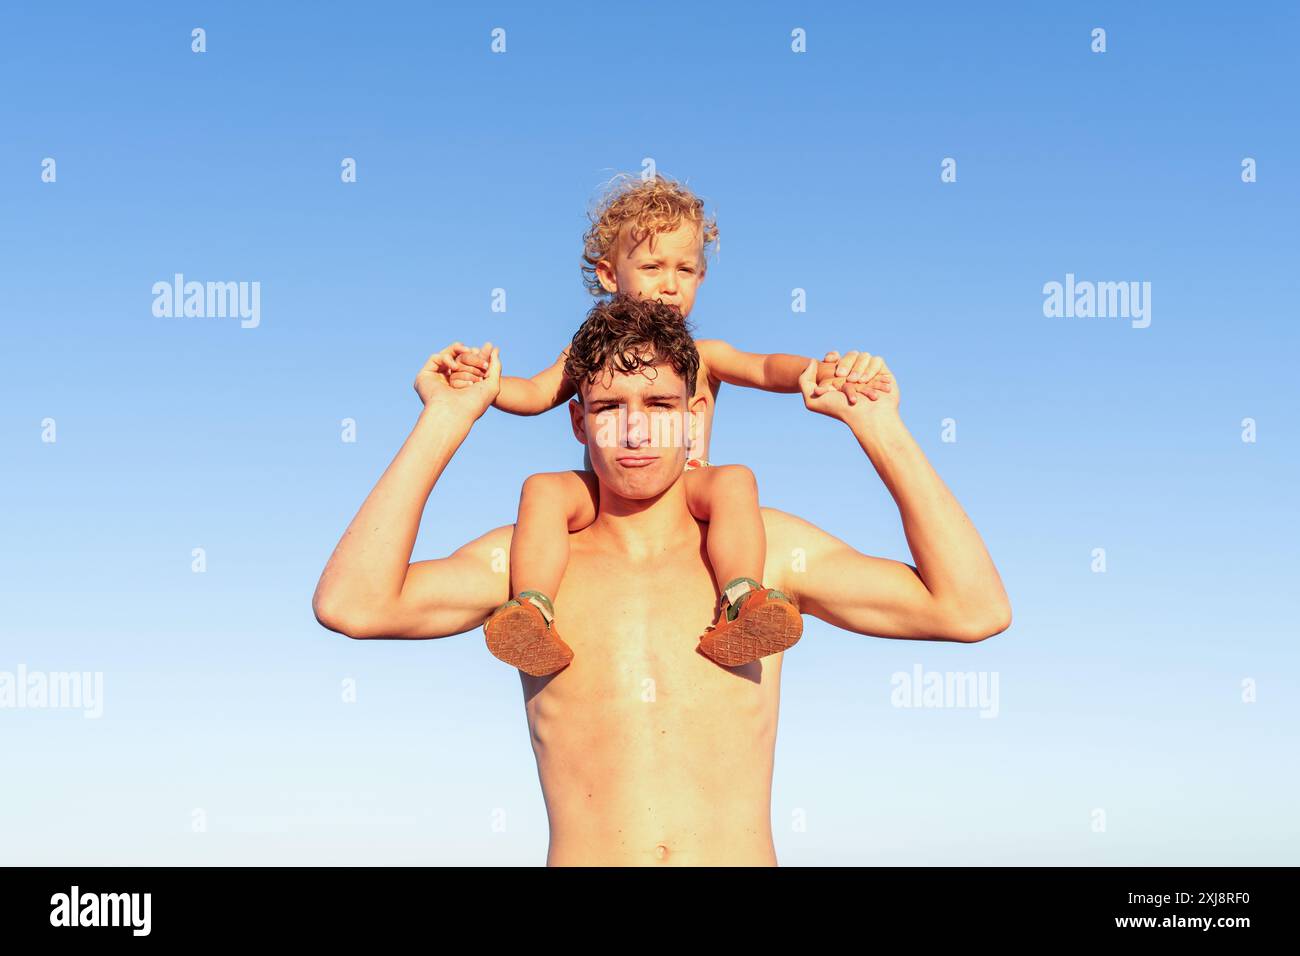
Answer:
[{"left": 616, "top": 455, "right": 658, "bottom": 468}]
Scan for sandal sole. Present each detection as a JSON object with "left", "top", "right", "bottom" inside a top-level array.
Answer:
[
  {"left": 485, "top": 604, "right": 574, "bottom": 677},
  {"left": 698, "top": 600, "right": 803, "bottom": 667}
]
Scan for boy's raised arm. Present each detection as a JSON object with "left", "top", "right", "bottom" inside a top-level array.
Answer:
[
  {"left": 311, "top": 344, "right": 511, "bottom": 640},
  {"left": 771, "top": 358, "right": 1011, "bottom": 643}
]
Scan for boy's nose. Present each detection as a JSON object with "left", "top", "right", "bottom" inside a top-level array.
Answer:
[{"left": 624, "top": 411, "right": 651, "bottom": 446}]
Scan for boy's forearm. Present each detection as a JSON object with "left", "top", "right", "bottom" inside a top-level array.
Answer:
[
  {"left": 313, "top": 403, "right": 474, "bottom": 632},
  {"left": 851, "top": 413, "right": 1011, "bottom": 629}
]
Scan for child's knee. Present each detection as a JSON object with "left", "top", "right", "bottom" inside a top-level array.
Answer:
[
  {"left": 712, "top": 464, "right": 759, "bottom": 497},
  {"left": 520, "top": 471, "right": 596, "bottom": 527},
  {"left": 520, "top": 472, "right": 571, "bottom": 508}
]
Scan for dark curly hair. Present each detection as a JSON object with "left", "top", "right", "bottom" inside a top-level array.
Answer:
[{"left": 564, "top": 293, "right": 700, "bottom": 400}]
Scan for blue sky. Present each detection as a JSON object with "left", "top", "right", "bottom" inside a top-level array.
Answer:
[{"left": 2, "top": 1, "right": 1297, "bottom": 865}]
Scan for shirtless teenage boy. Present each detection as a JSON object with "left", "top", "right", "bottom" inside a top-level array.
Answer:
[{"left": 312, "top": 302, "right": 1012, "bottom": 866}]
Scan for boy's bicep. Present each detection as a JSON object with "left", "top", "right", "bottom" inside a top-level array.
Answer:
[
  {"left": 766, "top": 511, "right": 956, "bottom": 641},
  {"left": 367, "top": 525, "right": 513, "bottom": 639}
]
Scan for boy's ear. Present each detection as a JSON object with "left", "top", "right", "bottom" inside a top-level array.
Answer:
[
  {"left": 595, "top": 258, "right": 619, "bottom": 294},
  {"left": 568, "top": 398, "right": 588, "bottom": 446},
  {"left": 687, "top": 392, "right": 709, "bottom": 441}
]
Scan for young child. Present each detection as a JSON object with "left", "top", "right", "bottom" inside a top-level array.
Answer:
[{"left": 447, "top": 175, "right": 891, "bottom": 675}]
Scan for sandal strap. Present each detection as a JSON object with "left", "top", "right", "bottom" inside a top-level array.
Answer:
[
  {"left": 720, "top": 577, "right": 764, "bottom": 622},
  {"left": 516, "top": 590, "right": 556, "bottom": 626}
]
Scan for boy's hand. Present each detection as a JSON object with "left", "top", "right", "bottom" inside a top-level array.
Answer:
[
  {"left": 799, "top": 356, "right": 900, "bottom": 424},
  {"left": 415, "top": 341, "right": 501, "bottom": 417},
  {"left": 814, "top": 349, "right": 892, "bottom": 401}
]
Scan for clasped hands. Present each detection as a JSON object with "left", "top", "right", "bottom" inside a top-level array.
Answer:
[{"left": 420, "top": 341, "right": 895, "bottom": 421}]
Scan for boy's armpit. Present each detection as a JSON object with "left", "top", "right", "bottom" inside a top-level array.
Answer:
[{"left": 355, "top": 524, "right": 514, "bottom": 640}]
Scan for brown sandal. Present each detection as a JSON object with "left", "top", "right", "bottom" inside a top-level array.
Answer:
[
  {"left": 484, "top": 590, "right": 574, "bottom": 677},
  {"left": 697, "top": 577, "right": 803, "bottom": 667}
]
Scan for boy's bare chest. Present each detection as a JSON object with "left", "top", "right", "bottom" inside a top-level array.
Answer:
[
  {"left": 531, "top": 532, "right": 782, "bottom": 752},
  {"left": 555, "top": 542, "right": 719, "bottom": 665}
]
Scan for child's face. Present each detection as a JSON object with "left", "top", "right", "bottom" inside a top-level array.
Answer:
[{"left": 596, "top": 222, "right": 705, "bottom": 317}]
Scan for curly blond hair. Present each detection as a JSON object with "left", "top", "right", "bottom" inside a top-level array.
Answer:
[{"left": 581, "top": 173, "right": 719, "bottom": 296}]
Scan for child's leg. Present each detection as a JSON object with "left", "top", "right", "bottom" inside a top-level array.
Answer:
[
  {"left": 683, "top": 464, "right": 765, "bottom": 590},
  {"left": 510, "top": 469, "right": 599, "bottom": 603},
  {"left": 486, "top": 470, "right": 599, "bottom": 676},
  {"left": 686, "top": 464, "right": 803, "bottom": 666}
]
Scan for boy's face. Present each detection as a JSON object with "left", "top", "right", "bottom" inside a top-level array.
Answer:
[
  {"left": 596, "top": 221, "right": 705, "bottom": 318},
  {"left": 568, "top": 359, "right": 708, "bottom": 501}
]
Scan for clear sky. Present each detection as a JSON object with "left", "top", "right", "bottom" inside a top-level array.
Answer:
[{"left": 3, "top": 1, "right": 1297, "bottom": 865}]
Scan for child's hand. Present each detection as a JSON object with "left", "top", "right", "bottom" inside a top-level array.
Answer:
[
  {"left": 817, "top": 349, "right": 884, "bottom": 385},
  {"left": 813, "top": 349, "right": 892, "bottom": 402},
  {"left": 414, "top": 342, "right": 501, "bottom": 416},
  {"left": 428, "top": 341, "right": 477, "bottom": 380},
  {"left": 447, "top": 344, "right": 493, "bottom": 389},
  {"left": 812, "top": 372, "right": 893, "bottom": 402},
  {"left": 800, "top": 356, "right": 900, "bottom": 423}
]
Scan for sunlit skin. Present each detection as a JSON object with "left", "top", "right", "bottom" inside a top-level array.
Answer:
[
  {"left": 594, "top": 221, "right": 708, "bottom": 318},
  {"left": 572, "top": 361, "right": 705, "bottom": 505},
  {"left": 441, "top": 219, "right": 894, "bottom": 644},
  {"left": 313, "top": 345, "right": 1012, "bottom": 865}
]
